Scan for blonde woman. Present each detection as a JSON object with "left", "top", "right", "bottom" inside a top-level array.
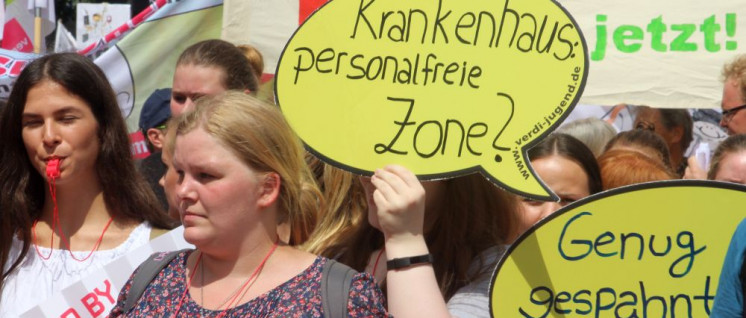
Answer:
[{"left": 111, "top": 92, "right": 387, "bottom": 316}]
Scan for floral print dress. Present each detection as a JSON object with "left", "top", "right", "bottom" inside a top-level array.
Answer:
[{"left": 109, "top": 251, "right": 389, "bottom": 317}]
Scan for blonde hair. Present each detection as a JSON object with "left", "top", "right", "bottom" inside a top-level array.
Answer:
[
  {"left": 162, "top": 117, "right": 178, "bottom": 155},
  {"left": 723, "top": 54, "right": 746, "bottom": 102},
  {"left": 708, "top": 134, "right": 746, "bottom": 179},
  {"left": 236, "top": 44, "right": 264, "bottom": 82},
  {"left": 301, "top": 157, "right": 368, "bottom": 256},
  {"left": 174, "top": 91, "right": 321, "bottom": 244}
]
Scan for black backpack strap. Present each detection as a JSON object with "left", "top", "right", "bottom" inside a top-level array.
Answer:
[
  {"left": 123, "top": 249, "right": 189, "bottom": 313},
  {"left": 321, "top": 259, "right": 357, "bottom": 318}
]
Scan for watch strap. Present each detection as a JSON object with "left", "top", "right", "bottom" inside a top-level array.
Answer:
[{"left": 386, "top": 254, "right": 434, "bottom": 270}]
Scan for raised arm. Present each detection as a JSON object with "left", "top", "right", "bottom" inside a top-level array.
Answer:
[{"left": 370, "top": 165, "right": 452, "bottom": 318}]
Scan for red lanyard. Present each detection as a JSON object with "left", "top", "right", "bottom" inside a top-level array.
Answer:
[
  {"left": 33, "top": 158, "right": 114, "bottom": 262},
  {"left": 173, "top": 240, "right": 280, "bottom": 317},
  {"left": 371, "top": 248, "right": 385, "bottom": 279}
]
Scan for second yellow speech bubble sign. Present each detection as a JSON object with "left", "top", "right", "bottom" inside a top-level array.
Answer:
[
  {"left": 276, "top": 0, "right": 588, "bottom": 200},
  {"left": 491, "top": 181, "right": 746, "bottom": 317}
]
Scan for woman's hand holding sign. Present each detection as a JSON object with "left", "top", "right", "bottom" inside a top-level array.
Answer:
[
  {"left": 369, "top": 165, "right": 426, "bottom": 243},
  {"left": 363, "top": 165, "right": 451, "bottom": 318}
]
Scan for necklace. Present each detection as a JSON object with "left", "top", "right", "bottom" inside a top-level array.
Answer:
[
  {"left": 32, "top": 174, "right": 115, "bottom": 262},
  {"left": 371, "top": 248, "right": 385, "bottom": 280},
  {"left": 199, "top": 255, "right": 263, "bottom": 317},
  {"left": 174, "top": 239, "right": 280, "bottom": 317}
]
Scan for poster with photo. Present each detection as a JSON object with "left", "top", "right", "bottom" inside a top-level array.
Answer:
[{"left": 76, "top": 3, "right": 131, "bottom": 47}]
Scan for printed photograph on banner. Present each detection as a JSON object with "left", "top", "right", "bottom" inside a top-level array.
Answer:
[
  {"left": 275, "top": 0, "right": 589, "bottom": 200},
  {"left": 76, "top": 3, "right": 131, "bottom": 47},
  {"left": 490, "top": 180, "right": 746, "bottom": 317}
]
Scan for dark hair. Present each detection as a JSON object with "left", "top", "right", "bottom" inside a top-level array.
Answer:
[
  {"left": 528, "top": 133, "right": 603, "bottom": 195},
  {"left": 708, "top": 134, "right": 746, "bottom": 179},
  {"left": 604, "top": 129, "right": 673, "bottom": 170},
  {"left": 177, "top": 39, "right": 259, "bottom": 93},
  {"left": 326, "top": 173, "right": 516, "bottom": 300},
  {"left": 0, "top": 53, "right": 174, "bottom": 292},
  {"left": 637, "top": 106, "right": 693, "bottom": 156},
  {"left": 658, "top": 108, "right": 693, "bottom": 154}
]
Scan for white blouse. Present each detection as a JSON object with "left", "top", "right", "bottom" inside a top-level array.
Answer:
[{"left": 0, "top": 223, "right": 152, "bottom": 317}]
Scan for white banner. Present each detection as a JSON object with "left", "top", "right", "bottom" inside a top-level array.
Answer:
[
  {"left": 19, "top": 227, "right": 193, "bottom": 318},
  {"left": 560, "top": 0, "right": 745, "bottom": 109},
  {"left": 223, "top": 0, "right": 301, "bottom": 76},
  {"left": 226, "top": 0, "right": 745, "bottom": 109}
]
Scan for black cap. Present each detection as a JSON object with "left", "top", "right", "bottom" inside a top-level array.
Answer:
[{"left": 138, "top": 88, "right": 172, "bottom": 131}]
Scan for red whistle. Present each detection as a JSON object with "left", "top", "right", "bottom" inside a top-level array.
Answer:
[{"left": 46, "top": 158, "right": 60, "bottom": 179}]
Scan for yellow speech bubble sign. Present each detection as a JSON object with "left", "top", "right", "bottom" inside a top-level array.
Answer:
[
  {"left": 490, "top": 180, "right": 746, "bottom": 317},
  {"left": 276, "top": 0, "right": 588, "bottom": 200}
]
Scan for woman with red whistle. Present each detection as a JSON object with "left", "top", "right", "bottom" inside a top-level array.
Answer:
[{"left": 0, "top": 53, "right": 174, "bottom": 316}]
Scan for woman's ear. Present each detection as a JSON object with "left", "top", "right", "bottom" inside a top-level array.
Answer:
[{"left": 257, "top": 172, "right": 281, "bottom": 208}]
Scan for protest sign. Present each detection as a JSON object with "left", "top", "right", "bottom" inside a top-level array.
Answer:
[
  {"left": 19, "top": 227, "right": 192, "bottom": 318},
  {"left": 129, "top": 131, "right": 149, "bottom": 160},
  {"left": 2, "top": 0, "right": 55, "bottom": 53},
  {"left": 490, "top": 180, "right": 746, "bottom": 317},
  {"left": 233, "top": 0, "right": 743, "bottom": 109},
  {"left": 0, "top": 49, "right": 38, "bottom": 98},
  {"left": 560, "top": 0, "right": 744, "bottom": 109},
  {"left": 275, "top": 0, "right": 589, "bottom": 200}
]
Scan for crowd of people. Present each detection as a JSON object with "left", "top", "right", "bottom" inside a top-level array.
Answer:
[{"left": 2, "top": 38, "right": 746, "bottom": 317}]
